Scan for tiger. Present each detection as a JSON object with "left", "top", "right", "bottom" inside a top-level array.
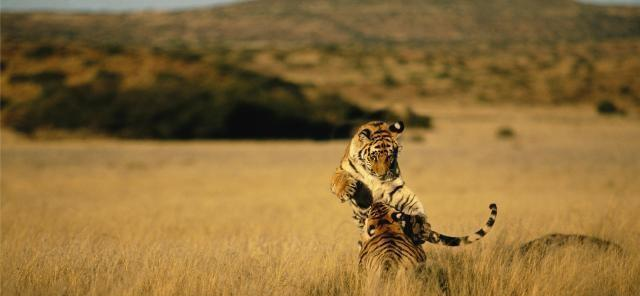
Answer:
[
  {"left": 359, "top": 201, "right": 498, "bottom": 275},
  {"left": 358, "top": 201, "right": 427, "bottom": 275},
  {"left": 330, "top": 120, "right": 430, "bottom": 243}
]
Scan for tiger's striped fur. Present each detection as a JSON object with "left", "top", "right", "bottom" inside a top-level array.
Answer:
[
  {"left": 330, "top": 121, "right": 498, "bottom": 246},
  {"left": 359, "top": 202, "right": 498, "bottom": 275},
  {"left": 330, "top": 121, "right": 429, "bottom": 242},
  {"left": 358, "top": 202, "right": 426, "bottom": 274},
  {"left": 423, "top": 203, "right": 498, "bottom": 246}
]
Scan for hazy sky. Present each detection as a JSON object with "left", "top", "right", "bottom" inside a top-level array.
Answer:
[
  {"left": 0, "top": 0, "right": 240, "bottom": 11},
  {"left": 586, "top": 0, "right": 640, "bottom": 3},
  {"left": 1, "top": 0, "right": 639, "bottom": 11}
]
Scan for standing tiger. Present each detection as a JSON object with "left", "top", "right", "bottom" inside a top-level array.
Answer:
[
  {"left": 360, "top": 201, "right": 498, "bottom": 274},
  {"left": 330, "top": 120, "right": 497, "bottom": 245},
  {"left": 330, "top": 120, "right": 430, "bottom": 242}
]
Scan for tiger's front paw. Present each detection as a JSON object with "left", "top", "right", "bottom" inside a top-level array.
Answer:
[
  {"left": 337, "top": 178, "right": 358, "bottom": 202},
  {"left": 331, "top": 172, "right": 358, "bottom": 203}
]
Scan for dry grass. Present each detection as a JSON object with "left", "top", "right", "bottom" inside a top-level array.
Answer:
[{"left": 2, "top": 106, "right": 640, "bottom": 295}]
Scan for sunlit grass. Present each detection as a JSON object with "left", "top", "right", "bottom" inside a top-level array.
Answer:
[{"left": 2, "top": 108, "right": 639, "bottom": 295}]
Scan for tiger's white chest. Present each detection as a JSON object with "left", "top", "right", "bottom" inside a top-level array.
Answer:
[
  {"left": 365, "top": 176, "right": 404, "bottom": 203},
  {"left": 344, "top": 159, "right": 404, "bottom": 201}
]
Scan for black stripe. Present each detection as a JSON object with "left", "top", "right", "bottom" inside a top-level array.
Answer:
[
  {"left": 372, "top": 129, "right": 391, "bottom": 135},
  {"left": 397, "top": 196, "right": 409, "bottom": 212},
  {"left": 348, "top": 159, "right": 358, "bottom": 172},
  {"left": 358, "top": 151, "right": 366, "bottom": 163},
  {"left": 389, "top": 185, "right": 404, "bottom": 197},
  {"left": 406, "top": 199, "right": 417, "bottom": 210},
  {"left": 439, "top": 235, "right": 462, "bottom": 246},
  {"left": 486, "top": 217, "right": 495, "bottom": 227},
  {"left": 401, "top": 195, "right": 413, "bottom": 210},
  {"left": 475, "top": 229, "right": 486, "bottom": 236}
]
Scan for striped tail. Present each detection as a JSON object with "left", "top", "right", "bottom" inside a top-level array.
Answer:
[{"left": 426, "top": 203, "right": 497, "bottom": 247}]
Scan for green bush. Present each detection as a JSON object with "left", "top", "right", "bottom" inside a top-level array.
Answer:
[
  {"left": 10, "top": 71, "right": 66, "bottom": 85},
  {"left": 96, "top": 44, "right": 125, "bottom": 55},
  {"left": 382, "top": 72, "right": 398, "bottom": 88},
  {"left": 596, "top": 100, "right": 625, "bottom": 116},
  {"left": 496, "top": 126, "right": 516, "bottom": 139},
  {"left": 0, "top": 96, "right": 10, "bottom": 110},
  {"left": 10, "top": 71, "right": 68, "bottom": 96},
  {"left": 405, "top": 108, "right": 432, "bottom": 129},
  {"left": 25, "top": 45, "right": 57, "bottom": 59}
]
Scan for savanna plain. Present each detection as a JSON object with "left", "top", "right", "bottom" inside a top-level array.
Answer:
[{"left": 2, "top": 106, "right": 639, "bottom": 296}]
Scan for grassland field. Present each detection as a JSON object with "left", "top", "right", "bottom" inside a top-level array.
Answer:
[{"left": 2, "top": 105, "right": 640, "bottom": 295}]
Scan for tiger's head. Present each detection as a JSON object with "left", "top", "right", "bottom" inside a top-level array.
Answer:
[
  {"left": 349, "top": 121, "right": 404, "bottom": 181},
  {"left": 361, "top": 201, "right": 431, "bottom": 246},
  {"left": 361, "top": 202, "right": 410, "bottom": 243}
]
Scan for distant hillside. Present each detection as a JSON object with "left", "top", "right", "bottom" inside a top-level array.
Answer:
[
  {"left": 0, "top": 44, "right": 435, "bottom": 139},
  {"left": 2, "top": 0, "right": 640, "bottom": 47},
  {"left": 1, "top": 0, "right": 639, "bottom": 119}
]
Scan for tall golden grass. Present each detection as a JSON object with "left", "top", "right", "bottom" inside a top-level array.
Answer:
[{"left": 2, "top": 106, "right": 639, "bottom": 295}]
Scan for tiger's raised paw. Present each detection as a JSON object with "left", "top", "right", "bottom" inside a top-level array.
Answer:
[{"left": 330, "top": 169, "right": 359, "bottom": 203}]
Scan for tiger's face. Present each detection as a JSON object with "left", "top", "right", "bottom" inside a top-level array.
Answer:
[
  {"left": 349, "top": 121, "right": 404, "bottom": 181},
  {"left": 361, "top": 202, "right": 410, "bottom": 243}
]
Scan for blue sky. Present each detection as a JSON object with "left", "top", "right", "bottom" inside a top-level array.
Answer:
[{"left": 1, "top": 0, "right": 639, "bottom": 11}]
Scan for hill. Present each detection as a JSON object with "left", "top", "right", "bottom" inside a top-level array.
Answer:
[
  {"left": 1, "top": 0, "right": 640, "bottom": 139},
  {"left": 2, "top": 0, "right": 640, "bottom": 47}
]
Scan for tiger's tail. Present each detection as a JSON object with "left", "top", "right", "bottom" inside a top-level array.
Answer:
[{"left": 426, "top": 203, "right": 497, "bottom": 247}]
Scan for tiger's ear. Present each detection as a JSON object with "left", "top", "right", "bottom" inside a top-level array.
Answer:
[
  {"left": 392, "top": 212, "right": 404, "bottom": 222},
  {"left": 389, "top": 121, "right": 404, "bottom": 134},
  {"left": 358, "top": 129, "right": 371, "bottom": 142}
]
